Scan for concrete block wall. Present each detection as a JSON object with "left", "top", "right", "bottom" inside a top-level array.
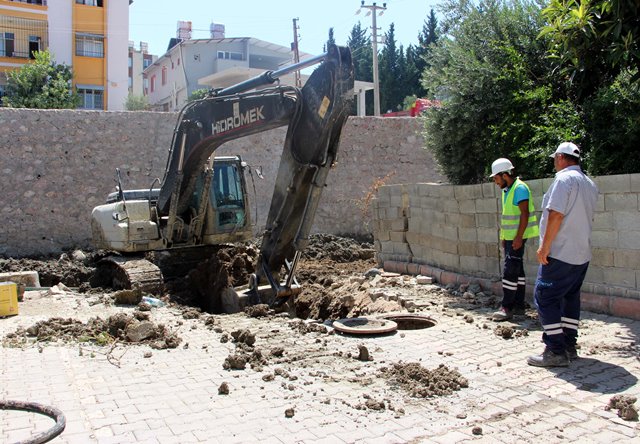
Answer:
[
  {"left": 0, "top": 109, "right": 445, "bottom": 257},
  {"left": 374, "top": 173, "right": 640, "bottom": 319}
]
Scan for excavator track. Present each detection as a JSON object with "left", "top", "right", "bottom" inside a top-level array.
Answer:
[{"left": 95, "top": 256, "right": 164, "bottom": 296}]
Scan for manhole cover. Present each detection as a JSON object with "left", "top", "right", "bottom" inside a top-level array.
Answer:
[
  {"left": 382, "top": 314, "right": 437, "bottom": 330},
  {"left": 332, "top": 317, "right": 398, "bottom": 335}
]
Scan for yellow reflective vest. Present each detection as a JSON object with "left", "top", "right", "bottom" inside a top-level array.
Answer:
[{"left": 500, "top": 178, "right": 539, "bottom": 240}]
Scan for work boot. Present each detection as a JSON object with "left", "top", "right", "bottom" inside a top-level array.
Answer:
[
  {"left": 566, "top": 346, "right": 579, "bottom": 361},
  {"left": 492, "top": 307, "right": 512, "bottom": 321},
  {"left": 527, "top": 347, "right": 569, "bottom": 367},
  {"left": 513, "top": 306, "right": 526, "bottom": 316}
]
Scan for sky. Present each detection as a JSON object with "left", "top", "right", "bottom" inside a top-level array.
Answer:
[{"left": 129, "top": 0, "right": 438, "bottom": 58}]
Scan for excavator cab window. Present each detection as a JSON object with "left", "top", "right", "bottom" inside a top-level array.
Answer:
[{"left": 212, "top": 160, "right": 246, "bottom": 229}]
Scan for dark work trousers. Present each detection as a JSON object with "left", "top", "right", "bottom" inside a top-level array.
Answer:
[
  {"left": 534, "top": 257, "right": 589, "bottom": 354},
  {"left": 501, "top": 239, "right": 527, "bottom": 310}
]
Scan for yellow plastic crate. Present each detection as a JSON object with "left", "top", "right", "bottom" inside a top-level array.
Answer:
[{"left": 0, "top": 282, "right": 19, "bottom": 317}]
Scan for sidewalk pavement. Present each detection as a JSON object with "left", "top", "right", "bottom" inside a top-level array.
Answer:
[{"left": 1, "top": 287, "right": 639, "bottom": 444}]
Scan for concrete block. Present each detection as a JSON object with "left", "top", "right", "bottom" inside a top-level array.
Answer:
[
  {"left": 591, "top": 248, "right": 614, "bottom": 267},
  {"left": 591, "top": 230, "right": 618, "bottom": 248},
  {"left": 390, "top": 219, "right": 408, "bottom": 231},
  {"left": 585, "top": 266, "right": 605, "bottom": 285},
  {"left": 603, "top": 268, "right": 637, "bottom": 288},
  {"left": 613, "top": 211, "right": 640, "bottom": 231},
  {"left": 526, "top": 179, "right": 544, "bottom": 196},
  {"left": 390, "top": 231, "right": 406, "bottom": 243},
  {"left": 443, "top": 199, "right": 459, "bottom": 213},
  {"left": 439, "top": 224, "right": 459, "bottom": 242},
  {"left": 416, "top": 275, "right": 433, "bottom": 284},
  {"left": 631, "top": 174, "right": 640, "bottom": 193},
  {"left": 475, "top": 198, "right": 499, "bottom": 214},
  {"left": 478, "top": 257, "right": 501, "bottom": 277},
  {"left": 458, "top": 199, "right": 476, "bottom": 214},
  {"left": 390, "top": 194, "right": 404, "bottom": 208},
  {"left": 618, "top": 231, "right": 640, "bottom": 250},
  {"left": 482, "top": 182, "right": 496, "bottom": 198},
  {"left": 592, "top": 211, "right": 613, "bottom": 231},
  {"left": 392, "top": 242, "right": 412, "bottom": 255},
  {"left": 460, "top": 255, "right": 480, "bottom": 273},
  {"left": 408, "top": 219, "right": 421, "bottom": 234},
  {"left": 476, "top": 213, "right": 499, "bottom": 228},
  {"left": 542, "top": 177, "right": 555, "bottom": 191},
  {"left": 458, "top": 242, "right": 477, "bottom": 257},
  {"left": 459, "top": 227, "right": 478, "bottom": 242},
  {"left": 605, "top": 194, "right": 639, "bottom": 211},
  {"left": 434, "top": 184, "right": 455, "bottom": 198},
  {"left": 433, "top": 250, "right": 460, "bottom": 270},
  {"left": 594, "top": 174, "right": 631, "bottom": 193},
  {"left": 454, "top": 184, "right": 483, "bottom": 200},
  {"left": 459, "top": 213, "right": 477, "bottom": 228},
  {"left": 614, "top": 249, "right": 640, "bottom": 269},
  {"left": 381, "top": 241, "right": 394, "bottom": 253},
  {"left": 478, "top": 227, "right": 499, "bottom": 243}
]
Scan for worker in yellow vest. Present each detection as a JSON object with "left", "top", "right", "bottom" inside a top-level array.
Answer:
[{"left": 490, "top": 158, "right": 539, "bottom": 321}]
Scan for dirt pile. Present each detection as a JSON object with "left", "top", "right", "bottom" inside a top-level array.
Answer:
[
  {"left": 303, "top": 233, "right": 375, "bottom": 262},
  {"left": 380, "top": 362, "right": 469, "bottom": 398},
  {"left": 606, "top": 395, "right": 639, "bottom": 421},
  {"left": 0, "top": 252, "right": 95, "bottom": 288},
  {"left": 2, "top": 312, "right": 181, "bottom": 349}
]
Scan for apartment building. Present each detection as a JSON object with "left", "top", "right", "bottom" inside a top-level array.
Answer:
[
  {"left": 0, "top": 0, "right": 130, "bottom": 110},
  {"left": 128, "top": 40, "right": 156, "bottom": 97}
]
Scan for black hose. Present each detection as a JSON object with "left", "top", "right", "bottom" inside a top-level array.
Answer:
[{"left": 0, "top": 400, "right": 65, "bottom": 444}]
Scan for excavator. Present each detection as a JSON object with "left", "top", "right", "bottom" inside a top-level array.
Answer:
[{"left": 90, "top": 44, "right": 354, "bottom": 309}]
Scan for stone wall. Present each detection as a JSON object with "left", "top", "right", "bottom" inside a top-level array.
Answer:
[
  {"left": 373, "top": 175, "right": 640, "bottom": 318},
  {"left": 0, "top": 108, "right": 445, "bottom": 257}
]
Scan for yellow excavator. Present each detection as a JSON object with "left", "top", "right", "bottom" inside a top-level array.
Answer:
[{"left": 90, "top": 44, "right": 354, "bottom": 309}]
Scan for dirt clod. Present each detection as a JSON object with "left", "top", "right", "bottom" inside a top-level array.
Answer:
[
  {"left": 380, "top": 363, "right": 468, "bottom": 398},
  {"left": 606, "top": 395, "right": 639, "bottom": 421},
  {"left": 284, "top": 408, "right": 295, "bottom": 418},
  {"left": 218, "top": 382, "right": 230, "bottom": 395}
]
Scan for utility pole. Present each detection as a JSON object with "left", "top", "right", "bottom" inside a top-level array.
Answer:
[
  {"left": 358, "top": 1, "right": 386, "bottom": 116},
  {"left": 291, "top": 18, "right": 302, "bottom": 88}
]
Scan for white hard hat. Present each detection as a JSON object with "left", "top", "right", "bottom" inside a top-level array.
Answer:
[
  {"left": 490, "top": 158, "right": 514, "bottom": 177},
  {"left": 550, "top": 142, "right": 581, "bottom": 159}
]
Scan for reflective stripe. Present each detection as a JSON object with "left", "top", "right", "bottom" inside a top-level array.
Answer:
[
  {"left": 501, "top": 221, "right": 539, "bottom": 230},
  {"left": 562, "top": 323, "right": 578, "bottom": 331},
  {"left": 543, "top": 322, "right": 563, "bottom": 330},
  {"left": 545, "top": 328, "right": 564, "bottom": 336},
  {"left": 561, "top": 317, "right": 579, "bottom": 330},
  {"left": 561, "top": 317, "right": 579, "bottom": 325}
]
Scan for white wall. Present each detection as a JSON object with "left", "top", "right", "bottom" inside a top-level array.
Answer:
[
  {"left": 106, "top": 0, "right": 130, "bottom": 110},
  {"left": 46, "top": 0, "right": 73, "bottom": 64}
]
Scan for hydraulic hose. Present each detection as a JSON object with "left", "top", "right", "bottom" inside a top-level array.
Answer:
[{"left": 0, "top": 400, "right": 65, "bottom": 444}]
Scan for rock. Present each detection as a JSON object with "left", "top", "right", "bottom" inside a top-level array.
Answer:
[
  {"left": 125, "top": 320, "right": 156, "bottom": 342},
  {"left": 114, "top": 287, "right": 143, "bottom": 305},
  {"left": 220, "top": 287, "right": 240, "bottom": 313},
  {"left": 218, "top": 382, "right": 230, "bottom": 395},
  {"left": 416, "top": 275, "right": 433, "bottom": 285},
  {"left": 364, "top": 268, "right": 381, "bottom": 278}
]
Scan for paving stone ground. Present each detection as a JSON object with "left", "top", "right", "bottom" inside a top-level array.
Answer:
[{"left": 1, "top": 287, "right": 639, "bottom": 444}]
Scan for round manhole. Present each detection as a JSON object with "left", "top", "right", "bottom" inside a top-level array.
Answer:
[
  {"left": 382, "top": 314, "right": 437, "bottom": 330},
  {"left": 332, "top": 317, "right": 398, "bottom": 335}
]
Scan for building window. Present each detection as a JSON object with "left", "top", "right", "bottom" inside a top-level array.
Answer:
[
  {"left": 0, "top": 33, "right": 15, "bottom": 57},
  {"left": 128, "top": 57, "right": 132, "bottom": 68},
  {"left": 28, "top": 36, "right": 41, "bottom": 59},
  {"left": 76, "top": 33, "right": 104, "bottom": 58},
  {"left": 161, "top": 66, "right": 167, "bottom": 86},
  {"left": 150, "top": 75, "right": 156, "bottom": 92},
  {"left": 143, "top": 58, "right": 151, "bottom": 69},
  {"left": 77, "top": 86, "right": 104, "bottom": 110},
  {"left": 217, "top": 51, "right": 243, "bottom": 61},
  {"left": 143, "top": 78, "right": 149, "bottom": 94},
  {"left": 75, "top": 0, "right": 103, "bottom": 6},
  {"left": 128, "top": 77, "right": 132, "bottom": 88}
]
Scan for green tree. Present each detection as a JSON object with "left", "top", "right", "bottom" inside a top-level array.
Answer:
[
  {"left": 124, "top": 93, "right": 149, "bottom": 111},
  {"left": 187, "top": 88, "right": 209, "bottom": 102},
  {"left": 422, "top": 0, "right": 571, "bottom": 183},
  {"left": 2, "top": 50, "right": 79, "bottom": 109},
  {"left": 412, "top": 8, "right": 439, "bottom": 97},
  {"left": 540, "top": 0, "right": 640, "bottom": 97},
  {"left": 347, "top": 22, "right": 374, "bottom": 114},
  {"left": 324, "top": 27, "right": 336, "bottom": 53},
  {"left": 379, "top": 23, "right": 403, "bottom": 112}
]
